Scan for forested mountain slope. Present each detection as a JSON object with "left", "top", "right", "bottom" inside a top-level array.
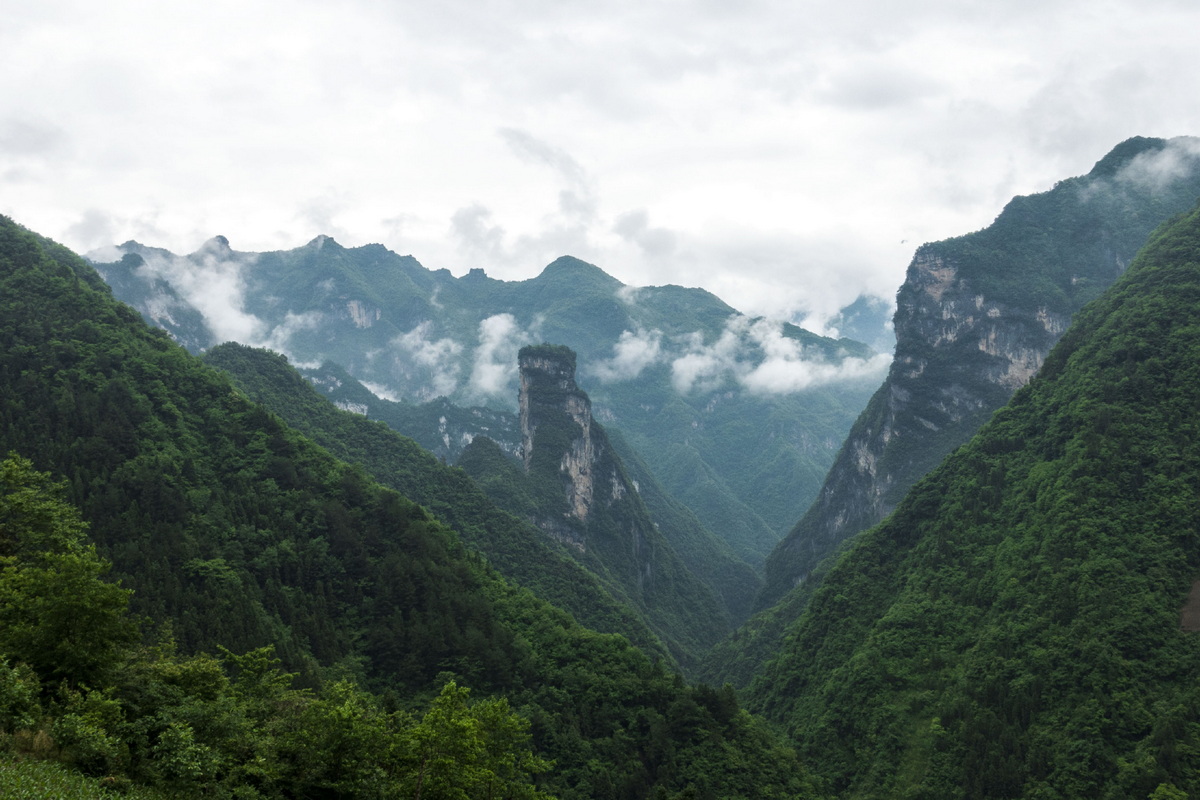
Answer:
[
  {"left": 211, "top": 343, "right": 759, "bottom": 632},
  {"left": 0, "top": 215, "right": 814, "bottom": 798},
  {"left": 202, "top": 341, "right": 668, "bottom": 659},
  {"left": 760, "top": 135, "right": 1200, "bottom": 610},
  {"left": 748, "top": 200, "right": 1200, "bottom": 798},
  {"left": 453, "top": 344, "right": 737, "bottom": 665}
]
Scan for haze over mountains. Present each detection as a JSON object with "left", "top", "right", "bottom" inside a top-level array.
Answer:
[
  {"left": 92, "top": 240, "right": 889, "bottom": 568},
  {"left": 7, "top": 135, "right": 1200, "bottom": 797}
]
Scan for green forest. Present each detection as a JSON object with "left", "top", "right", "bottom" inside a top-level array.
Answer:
[
  {"left": 0, "top": 216, "right": 813, "bottom": 798},
  {"left": 7, "top": 139, "right": 1200, "bottom": 799},
  {"left": 748, "top": 203, "right": 1200, "bottom": 797}
]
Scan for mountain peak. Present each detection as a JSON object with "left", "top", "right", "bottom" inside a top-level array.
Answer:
[
  {"left": 305, "top": 234, "right": 340, "bottom": 250},
  {"left": 195, "top": 235, "right": 233, "bottom": 259},
  {"left": 537, "top": 256, "right": 623, "bottom": 287}
]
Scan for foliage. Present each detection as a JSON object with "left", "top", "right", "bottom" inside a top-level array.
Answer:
[
  {"left": 95, "top": 239, "right": 879, "bottom": 568},
  {"left": 755, "top": 135, "right": 1200, "bottom": 632},
  {"left": 0, "top": 455, "right": 137, "bottom": 687},
  {"left": 465, "top": 345, "right": 732, "bottom": 668},
  {"left": 202, "top": 341, "right": 669, "bottom": 660},
  {"left": 748, "top": 201, "right": 1200, "bottom": 797},
  {"left": 0, "top": 215, "right": 814, "bottom": 798}
]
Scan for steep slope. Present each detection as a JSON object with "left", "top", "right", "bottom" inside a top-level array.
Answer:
[
  {"left": 760, "top": 135, "right": 1200, "bottom": 609},
  {"left": 280, "top": 356, "right": 762, "bottom": 624},
  {"left": 749, "top": 200, "right": 1200, "bottom": 798},
  {"left": 201, "top": 341, "right": 667, "bottom": 658},
  {"left": 0, "top": 214, "right": 815, "bottom": 799},
  {"left": 458, "top": 345, "right": 732, "bottom": 666},
  {"left": 93, "top": 245, "right": 883, "bottom": 567}
]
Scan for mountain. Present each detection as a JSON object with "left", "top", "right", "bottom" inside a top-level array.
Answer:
[
  {"left": 201, "top": 341, "right": 668, "bottom": 658},
  {"left": 758, "top": 135, "right": 1200, "bottom": 610},
  {"left": 91, "top": 245, "right": 885, "bottom": 567},
  {"left": 747, "top": 199, "right": 1200, "bottom": 797},
  {"left": 455, "top": 344, "right": 740, "bottom": 666},
  {"left": 0, "top": 214, "right": 816, "bottom": 798},
  {"left": 256, "top": 353, "right": 763, "bottom": 626}
]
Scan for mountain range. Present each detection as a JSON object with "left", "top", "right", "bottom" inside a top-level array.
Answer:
[
  {"left": 92, "top": 242, "right": 887, "bottom": 570},
  {"left": 6, "top": 134, "right": 1200, "bottom": 797}
]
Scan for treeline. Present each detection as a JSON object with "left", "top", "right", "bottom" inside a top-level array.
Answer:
[{"left": 201, "top": 341, "right": 669, "bottom": 661}]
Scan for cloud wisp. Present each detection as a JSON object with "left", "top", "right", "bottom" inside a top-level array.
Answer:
[
  {"left": 467, "top": 313, "right": 541, "bottom": 401},
  {"left": 590, "top": 315, "right": 891, "bottom": 396},
  {"left": 133, "top": 241, "right": 266, "bottom": 348},
  {"left": 391, "top": 321, "right": 465, "bottom": 400}
]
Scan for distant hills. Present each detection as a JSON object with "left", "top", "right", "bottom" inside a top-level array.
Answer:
[
  {"left": 15, "top": 132, "right": 1200, "bottom": 797},
  {"left": 0, "top": 214, "right": 814, "bottom": 799},
  {"left": 92, "top": 243, "right": 887, "bottom": 569}
]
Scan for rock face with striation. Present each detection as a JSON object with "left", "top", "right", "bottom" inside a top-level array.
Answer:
[
  {"left": 519, "top": 346, "right": 598, "bottom": 524},
  {"left": 516, "top": 345, "right": 666, "bottom": 577},
  {"left": 464, "top": 343, "right": 729, "bottom": 666},
  {"left": 758, "top": 136, "right": 1200, "bottom": 610}
]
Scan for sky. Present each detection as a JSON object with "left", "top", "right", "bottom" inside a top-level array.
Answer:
[{"left": 4, "top": 0, "right": 1200, "bottom": 333}]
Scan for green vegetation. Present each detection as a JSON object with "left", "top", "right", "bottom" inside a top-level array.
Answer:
[
  {"left": 748, "top": 202, "right": 1200, "bottom": 798},
  {"left": 96, "top": 240, "right": 879, "bottom": 568},
  {"left": 759, "top": 135, "right": 1200, "bottom": 618},
  {"left": 291, "top": 357, "right": 763, "bottom": 625},
  {"left": 202, "top": 341, "right": 668, "bottom": 660},
  {"left": 0, "top": 215, "right": 813, "bottom": 798},
  {"left": 0, "top": 452, "right": 553, "bottom": 798},
  {"left": 457, "top": 344, "right": 733, "bottom": 668}
]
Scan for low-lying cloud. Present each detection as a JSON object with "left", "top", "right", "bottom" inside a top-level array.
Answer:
[
  {"left": 591, "top": 328, "right": 664, "bottom": 383},
  {"left": 739, "top": 319, "right": 892, "bottom": 394},
  {"left": 468, "top": 313, "right": 540, "bottom": 400},
  {"left": 593, "top": 314, "right": 891, "bottom": 396},
  {"left": 1113, "top": 136, "right": 1200, "bottom": 192},
  {"left": 392, "top": 320, "right": 464, "bottom": 399},
  {"left": 134, "top": 243, "right": 266, "bottom": 347}
]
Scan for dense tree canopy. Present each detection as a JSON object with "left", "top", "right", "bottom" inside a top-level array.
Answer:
[{"left": 748, "top": 203, "right": 1200, "bottom": 798}]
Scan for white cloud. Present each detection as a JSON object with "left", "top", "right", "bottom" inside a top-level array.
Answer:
[
  {"left": 739, "top": 319, "right": 892, "bottom": 394},
  {"left": 392, "top": 321, "right": 464, "bottom": 398},
  {"left": 359, "top": 379, "right": 400, "bottom": 403},
  {"left": 669, "top": 316, "right": 892, "bottom": 395},
  {"left": 6, "top": 0, "right": 1200, "bottom": 330},
  {"left": 1113, "top": 136, "right": 1200, "bottom": 192},
  {"left": 670, "top": 324, "right": 745, "bottom": 394},
  {"left": 591, "top": 328, "right": 664, "bottom": 383},
  {"left": 468, "top": 313, "right": 537, "bottom": 399},
  {"left": 262, "top": 310, "right": 326, "bottom": 363},
  {"left": 134, "top": 241, "right": 265, "bottom": 347}
]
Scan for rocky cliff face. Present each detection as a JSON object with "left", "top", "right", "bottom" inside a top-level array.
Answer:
[
  {"left": 519, "top": 349, "right": 591, "bottom": 514},
  {"left": 513, "top": 344, "right": 733, "bottom": 665},
  {"left": 757, "top": 136, "right": 1200, "bottom": 611},
  {"left": 519, "top": 345, "right": 640, "bottom": 549}
]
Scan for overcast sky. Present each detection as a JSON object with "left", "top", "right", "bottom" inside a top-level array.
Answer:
[{"left": 4, "top": 0, "right": 1200, "bottom": 331}]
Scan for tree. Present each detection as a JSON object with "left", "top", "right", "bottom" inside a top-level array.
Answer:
[
  {"left": 404, "top": 680, "right": 553, "bottom": 800},
  {"left": 0, "top": 454, "right": 136, "bottom": 686}
]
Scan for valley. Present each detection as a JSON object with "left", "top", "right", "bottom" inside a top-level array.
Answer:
[{"left": 4, "top": 135, "right": 1200, "bottom": 797}]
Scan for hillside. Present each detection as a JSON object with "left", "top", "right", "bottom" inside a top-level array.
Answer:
[
  {"left": 748, "top": 200, "right": 1200, "bottom": 797},
  {"left": 760, "top": 135, "right": 1200, "bottom": 610},
  {"left": 201, "top": 342, "right": 668, "bottom": 659},
  {"left": 288, "top": 355, "right": 764, "bottom": 624},
  {"left": 0, "top": 214, "right": 814, "bottom": 798},
  {"left": 455, "top": 344, "right": 732, "bottom": 666}
]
